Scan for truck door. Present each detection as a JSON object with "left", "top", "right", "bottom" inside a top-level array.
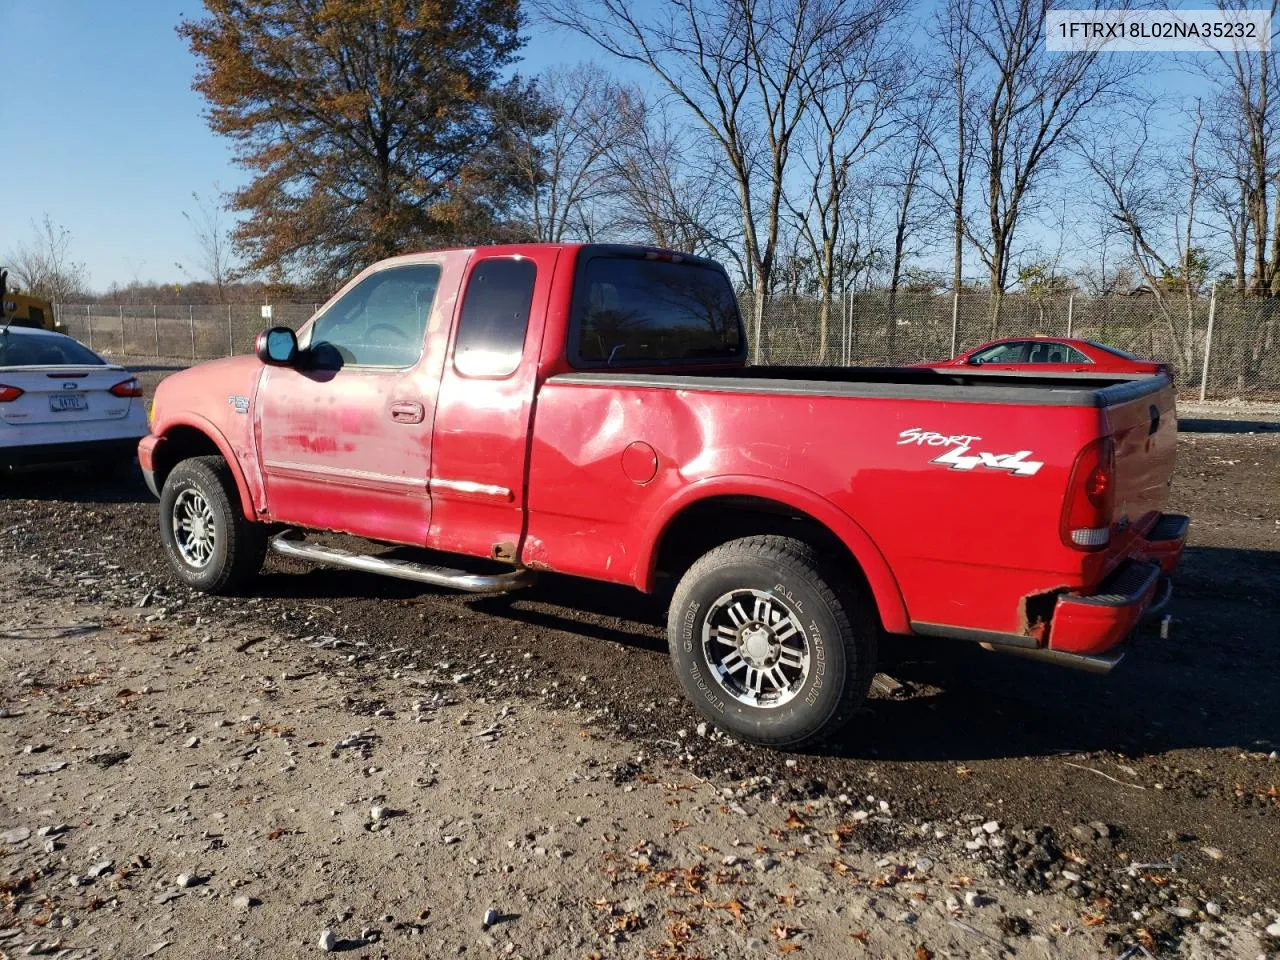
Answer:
[
  {"left": 427, "top": 249, "right": 559, "bottom": 561},
  {"left": 255, "top": 257, "right": 460, "bottom": 544}
]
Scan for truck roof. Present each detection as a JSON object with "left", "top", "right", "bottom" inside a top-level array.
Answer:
[{"left": 379, "top": 242, "right": 724, "bottom": 271}]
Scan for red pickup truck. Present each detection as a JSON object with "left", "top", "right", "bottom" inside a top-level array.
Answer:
[{"left": 140, "top": 243, "right": 1187, "bottom": 749}]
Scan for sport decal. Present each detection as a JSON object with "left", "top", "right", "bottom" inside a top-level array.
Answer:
[{"left": 898, "top": 426, "right": 1043, "bottom": 477}]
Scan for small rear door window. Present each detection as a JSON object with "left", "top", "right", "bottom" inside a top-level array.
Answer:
[
  {"left": 571, "top": 255, "right": 743, "bottom": 366},
  {"left": 453, "top": 258, "right": 537, "bottom": 378}
]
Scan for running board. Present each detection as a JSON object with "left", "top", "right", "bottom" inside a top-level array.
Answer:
[
  {"left": 979, "top": 642, "right": 1123, "bottom": 675},
  {"left": 269, "top": 532, "right": 536, "bottom": 595}
]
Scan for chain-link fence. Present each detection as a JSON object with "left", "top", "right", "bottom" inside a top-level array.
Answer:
[
  {"left": 52, "top": 303, "right": 319, "bottom": 363},
  {"left": 747, "top": 289, "right": 1280, "bottom": 400},
  {"left": 53, "top": 288, "right": 1280, "bottom": 400}
]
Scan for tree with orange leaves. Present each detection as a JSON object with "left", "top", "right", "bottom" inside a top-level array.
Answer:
[{"left": 180, "top": 0, "right": 547, "bottom": 282}]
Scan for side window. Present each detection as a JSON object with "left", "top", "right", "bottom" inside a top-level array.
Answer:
[
  {"left": 308, "top": 264, "right": 441, "bottom": 368},
  {"left": 1064, "top": 346, "right": 1091, "bottom": 363},
  {"left": 1028, "top": 341, "right": 1081, "bottom": 364},
  {"left": 454, "top": 258, "right": 537, "bottom": 378},
  {"left": 973, "top": 342, "right": 1027, "bottom": 364}
]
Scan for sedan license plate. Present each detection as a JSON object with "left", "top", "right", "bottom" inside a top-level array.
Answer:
[{"left": 49, "top": 394, "right": 88, "bottom": 412}]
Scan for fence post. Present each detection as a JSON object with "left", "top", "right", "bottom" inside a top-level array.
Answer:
[
  {"left": 228, "top": 304, "right": 235, "bottom": 356},
  {"left": 1066, "top": 293, "right": 1074, "bottom": 338},
  {"left": 119, "top": 306, "right": 125, "bottom": 353},
  {"left": 950, "top": 293, "right": 959, "bottom": 357},
  {"left": 153, "top": 305, "right": 159, "bottom": 356},
  {"left": 86, "top": 305, "right": 93, "bottom": 350},
  {"left": 840, "top": 290, "right": 848, "bottom": 365},
  {"left": 190, "top": 305, "right": 197, "bottom": 361},
  {"left": 1199, "top": 281, "right": 1216, "bottom": 402}
]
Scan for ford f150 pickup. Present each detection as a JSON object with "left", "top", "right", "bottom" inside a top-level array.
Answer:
[{"left": 140, "top": 243, "right": 1188, "bottom": 748}]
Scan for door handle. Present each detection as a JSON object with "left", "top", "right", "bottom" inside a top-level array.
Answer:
[
  {"left": 390, "top": 400, "right": 425, "bottom": 424},
  {"left": 1148, "top": 404, "right": 1160, "bottom": 435}
]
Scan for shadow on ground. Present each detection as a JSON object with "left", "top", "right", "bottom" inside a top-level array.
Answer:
[
  {"left": 1178, "top": 417, "right": 1280, "bottom": 434},
  {"left": 1, "top": 463, "right": 151, "bottom": 505}
]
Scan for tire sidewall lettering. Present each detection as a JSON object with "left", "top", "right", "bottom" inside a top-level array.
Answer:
[{"left": 681, "top": 599, "right": 726, "bottom": 712}]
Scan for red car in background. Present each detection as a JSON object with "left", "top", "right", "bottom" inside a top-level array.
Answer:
[{"left": 932, "top": 337, "right": 1171, "bottom": 376}]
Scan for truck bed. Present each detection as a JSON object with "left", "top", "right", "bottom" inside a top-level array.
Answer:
[{"left": 550, "top": 365, "right": 1167, "bottom": 408}]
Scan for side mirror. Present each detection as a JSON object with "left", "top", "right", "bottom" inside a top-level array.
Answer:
[
  {"left": 255, "top": 327, "right": 298, "bottom": 366},
  {"left": 966, "top": 356, "right": 983, "bottom": 366}
]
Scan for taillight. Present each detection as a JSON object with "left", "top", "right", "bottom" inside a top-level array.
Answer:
[
  {"left": 109, "top": 377, "right": 143, "bottom": 398},
  {"left": 1061, "top": 437, "right": 1115, "bottom": 550},
  {"left": 0, "top": 384, "right": 23, "bottom": 402}
]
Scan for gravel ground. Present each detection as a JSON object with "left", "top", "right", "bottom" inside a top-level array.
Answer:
[{"left": 2, "top": 362, "right": 1279, "bottom": 957}]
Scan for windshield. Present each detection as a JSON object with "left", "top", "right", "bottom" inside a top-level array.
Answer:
[
  {"left": 0, "top": 332, "right": 105, "bottom": 367},
  {"left": 571, "top": 255, "right": 744, "bottom": 366}
]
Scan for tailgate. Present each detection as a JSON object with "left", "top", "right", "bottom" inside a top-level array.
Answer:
[{"left": 1103, "top": 377, "right": 1177, "bottom": 540}]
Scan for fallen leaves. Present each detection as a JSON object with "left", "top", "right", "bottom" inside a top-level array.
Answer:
[
  {"left": 771, "top": 922, "right": 801, "bottom": 941},
  {"left": 57, "top": 673, "right": 105, "bottom": 691},
  {"left": 646, "top": 864, "right": 707, "bottom": 897}
]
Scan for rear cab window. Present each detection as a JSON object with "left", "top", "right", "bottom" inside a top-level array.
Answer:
[{"left": 569, "top": 254, "right": 744, "bottom": 367}]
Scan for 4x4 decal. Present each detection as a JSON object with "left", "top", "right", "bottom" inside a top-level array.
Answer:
[{"left": 931, "top": 444, "right": 1043, "bottom": 476}]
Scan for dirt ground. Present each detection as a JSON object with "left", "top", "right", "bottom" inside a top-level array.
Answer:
[{"left": 2, "top": 363, "right": 1279, "bottom": 958}]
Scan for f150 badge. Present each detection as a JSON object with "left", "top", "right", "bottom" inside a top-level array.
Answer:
[{"left": 898, "top": 426, "right": 1043, "bottom": 477}]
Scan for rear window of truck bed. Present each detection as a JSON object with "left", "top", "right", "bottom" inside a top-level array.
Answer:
[{"left": 569, "top": 255, "right": 744, "bottom": 367}]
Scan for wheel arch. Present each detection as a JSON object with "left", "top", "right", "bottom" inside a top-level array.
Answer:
[
  {"left": 639, "top": 477, "right": 909, "bottom": 634},
  {"left": 149, "top": 418, "right": 255, "bottom": 518}
]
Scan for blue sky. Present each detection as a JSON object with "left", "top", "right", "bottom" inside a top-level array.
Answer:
[
  {"left": 0, "top": 0, "right": 603, "bottom": 292},
  {"left": 0, "top": 1, "right": 1223, "bottom": 292}
]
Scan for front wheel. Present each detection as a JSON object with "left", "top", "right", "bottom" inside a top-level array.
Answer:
[
  {"left": 666, "top": 535, "right": 877, "bottom": 750},
  {"left": 158, "top": 456, "right": 266, "bottom": 594}
]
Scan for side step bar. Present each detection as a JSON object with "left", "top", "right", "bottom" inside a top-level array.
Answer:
[
  {"left": 978, "top": 642, "right": 1123, "bottom": 675},
  {"left": 270, "top": 532, "right": 536, "bottom": 595}
]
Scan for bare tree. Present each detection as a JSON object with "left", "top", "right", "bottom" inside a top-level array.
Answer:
[
  {"left": 5, "top": 215, "right": 89, "bottom": 303},
  {"left": 540, "top": 0, "right": 889, "bottom": 361},
  {"left": 925, "top": 0, "right": 979, "bottom": 296},
  {"left": 178, "top": 189, "right": 236, "bottom": 302},
  {"left": 786, "top": 5, "right": 909, "bottom": 361},
  {"left": 511, "top": 64, "right": 622, "bottom": 242},
  {"left": 1080, "top": 103, "right": 1208, "bottom": 368},
  {"left": 1195, "top": 0, "right": 1280, "bottom": 295},
  {"left": 600, "top": 92, "right": 741, "bottom": 260},
  {"left": 932, "top": 0, "right": 1141, "bottom": 334},
  {"left": 880, "top": 96, "right": 946, "bottom": 352}
]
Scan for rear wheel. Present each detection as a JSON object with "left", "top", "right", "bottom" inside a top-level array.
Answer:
[
  {"left": 158, "top": 456, "right": 266, "bottom": 594},
  {"left": 667, "top": 535, "right": 876, "bottom": 750}
]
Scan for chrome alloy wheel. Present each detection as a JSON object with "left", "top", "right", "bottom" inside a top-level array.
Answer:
[
  {"left": 701, "top": 588, "right": 810, "bottom": 708},
  {"left": 172, "top": 488, "right": 217, "bottom": 568}
]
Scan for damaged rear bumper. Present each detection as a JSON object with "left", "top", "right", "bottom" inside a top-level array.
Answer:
[
  {"left": 1043, "top": 512, "right": 1189, "bottom": 663},
  {"left": 910, "top": 512, "right": 1188, "bottom": 674}
]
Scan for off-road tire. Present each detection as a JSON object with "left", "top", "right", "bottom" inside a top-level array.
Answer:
[
  {"left": 158, "top": 456, "right": 266, "bottom": 594},
  {"left": 667, "top": 535, "right": 877, "bottom": 750}
]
